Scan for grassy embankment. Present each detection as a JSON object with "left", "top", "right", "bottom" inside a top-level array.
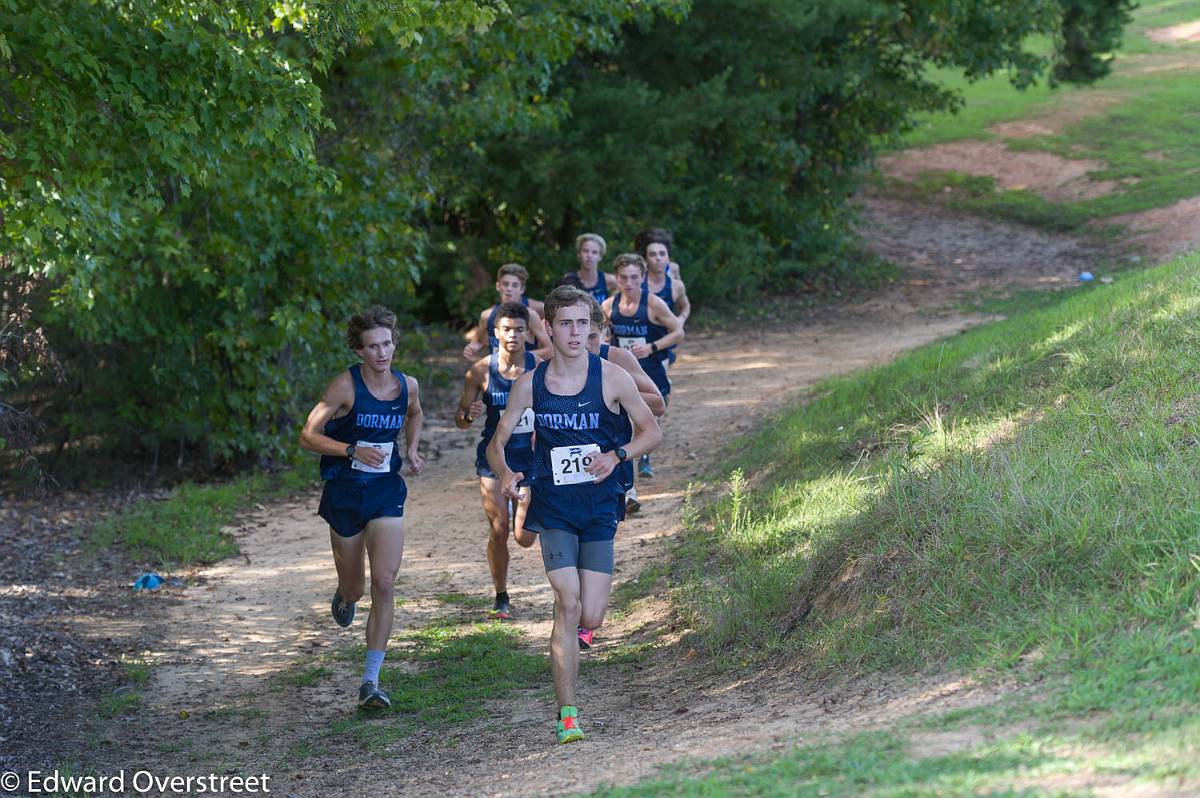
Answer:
[
  {"left": 885, "top": 0, "right": 1200, "bottom": 234},
  {"left": 591, "top": 251, "right": 1200, "bottom": 794}
]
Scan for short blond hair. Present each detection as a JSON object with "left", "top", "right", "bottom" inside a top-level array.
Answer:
[{"left": 575, "top": 233, "right": 607, "bottom": 257}]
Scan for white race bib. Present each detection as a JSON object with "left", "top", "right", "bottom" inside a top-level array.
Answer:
[
  {"left": 550, "top": 444, "right": 601, "bottom": 485},
  {"left": 618, "top": 336, "right": 646, "bottom": 351},
  {"left": 350, "top": 440, "right": 394, "bottom": 474},
  {"left": 513, "top": 407, "right": 535, "bottom": 435}
]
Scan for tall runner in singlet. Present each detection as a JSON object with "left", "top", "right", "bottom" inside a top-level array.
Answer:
[
  {"left": 488, "top": 286, "right": 662, "bottom": 745},
  {"left": 603, "top": 253, "right": 684, "bottom": 481},
  {"left": 636, "top": 230, "right": 690, "bottom": 478},
  {"left": 300, "top": 305, "right": 425, "bottom": 710},
  {"left": 463, "top": 263, "right": 551, "bottom": 360},
  {"left": 455, "top": 302, "right": 539, "bottom": 619},
  {"left": 555, "top": 232, "right": 616, "bottom": 304}
]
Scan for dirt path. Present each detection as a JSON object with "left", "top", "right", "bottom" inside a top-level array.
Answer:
[{"left": 68, "top": 199, "right": 1129, "bottom": 797}]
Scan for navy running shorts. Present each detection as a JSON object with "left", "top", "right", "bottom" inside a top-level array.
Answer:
[{"left": 318, "top": 475, "right": 407, "bottom": 538}]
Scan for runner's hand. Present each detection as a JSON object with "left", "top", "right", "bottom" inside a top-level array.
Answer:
[
  {"left": 585, "top": 451, "right": 619, "bottom": 481},
  {"left": 501, "top": 471, "right": 524, "bottom": 500},
  {"left": 355, "top": 446, "right": 388, "bottom": 468},
  {"left": 407, "top": 448, "right": 425, "bottom": 475},
  {"left": 462, "top": 341, "right": 483, "bottom": 360},
  {"left": 629, "top": 342, "right": 652, "bottom": 359},
  {"left": 468, "top": 399, "right": 485, "bottom": 420}
]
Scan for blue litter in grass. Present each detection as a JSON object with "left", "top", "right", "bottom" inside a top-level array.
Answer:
[{"left": 132, "top": 572, "right": 164, "bottom": 591}]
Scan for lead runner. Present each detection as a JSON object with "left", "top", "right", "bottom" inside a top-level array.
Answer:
[{"left": 487, "top": 285, "right": 662, "bottom": 744}]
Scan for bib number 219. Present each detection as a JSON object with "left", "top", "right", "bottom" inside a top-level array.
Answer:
[{"left": 550, "top": 444, "right": 601, "bottom": 486}]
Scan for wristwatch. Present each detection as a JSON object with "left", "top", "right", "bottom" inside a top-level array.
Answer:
[
  {"left": 615, "top": 447, "right": 628, "bottom": 462},
  {"left": 345, "top": 444, "right": 356, "bottom": 460},
  {"left": 650, "top": 342, "right": 659, "bottom": 353}
]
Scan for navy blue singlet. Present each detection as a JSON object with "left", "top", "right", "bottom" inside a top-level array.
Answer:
[
  {"left": 486, "top": 296, "right": 536, "bottom": 353},
  {"left": 319, "top": 365, "right": 408, "bottom": 482},
  {"left": 476, "top": 351, "right": 536, "bottom": 476},
  {"left": 525, "top": 354, "right": 628, "bottom": 536},
  {"left": 643, "top": 272, "right": 676, "bottom": 365},
  {"left": 598, "top": 344, "right": 635, "bottom": 493},
  {"left": 609, "top": 289, "right": 670, "bottom": 397},
  {"left": 574, "top": 271, "right": 609, "bottom": 304}
]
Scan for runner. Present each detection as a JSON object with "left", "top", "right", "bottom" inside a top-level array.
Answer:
[
  {"left": 556, "top": 233, "right": 616, "bottom": 305},
  {"left": 587, "top": 304, "right": 664, "bottom": 516},
  {"left": 637, "top": 230, "right": 690, "bottom": 477},
  {"left": 463, "top": 263, "right": 550, "bottom": 360},
  {"left": 602, "top": 253, "right": 684, "bottom": 479},
  {"left": 634, "top": 227, "right": 684, "bottom": 283},
  {"left": 487, "top": 285, "right": 662, "bottom": 744},
  {"left": 454, "top": 302, "right": 538, "bottom": 619},
  {"left": 299, "top": 305, "right": 425, "bottom": 710}
]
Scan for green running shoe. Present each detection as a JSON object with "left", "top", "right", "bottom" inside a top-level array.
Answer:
[{"left": 556, "top": 705, "right": 584, "bottom": 744}]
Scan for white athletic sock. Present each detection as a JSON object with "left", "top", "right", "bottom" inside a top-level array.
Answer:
[
  {"left": 627, "top": 485, "right": 638, "bottom": 501},
  {"left": 362, "top": 648, "right": 385, "bottom": 685}
]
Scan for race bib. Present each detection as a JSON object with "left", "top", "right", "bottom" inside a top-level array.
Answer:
[
  {"left": 551, "top": 444, "right": 601, "bottom": 485},
  {"left": 513, "top": 407, "right": 535, "bottom": 435},
  {"left": 350, "top": 440, "right": 394, "bottom": 474},
  {"left": 618, "top": 336, "right": 646, "bottom": 351}
]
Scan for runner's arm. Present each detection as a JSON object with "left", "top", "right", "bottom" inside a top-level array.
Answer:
[
  {"left": 607, "top": 346, "right": 666, "bottom": 416},
  {"left": 526, "top": 297, "right": 545, "bottom": 316},
  {"left": 648, "top": 295, "right": 685, "bottom": 350},
  {"left": 528, "top": 309, "right": 554, "bottom": 360},
  {"left": 462, "top": 308, "right": 489, "bottom": 360},
  {"left": 486, "top": 371, "right": 534, "bottom": 499},
  {"left": 405, "top": 375, "right": 425, "bottom": 474},
  {"left": 673, "top": 278, "right": 691, "bottom": 327},
  {"left": 603, "top": 271, "right": 618, "bottom": 294},
  {"left": 586, "top": 364, "right": 662, "bottom": 480},
  {"left": 669, "top": 260, "right": 683, "bottom": 283},
  {"left": 299, "top": 373, "right": 386, "bottom": 467},
  {"left": 454, "top": 360, "right": 487, "bottom": 429}
]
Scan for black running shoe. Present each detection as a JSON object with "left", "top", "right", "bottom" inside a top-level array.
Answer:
[
  {"left": 331, "top": 590, "right": 356, "bottom": 628},
  {"left": 491, "top": 592, "right": 511, "bottom": 620},
  {"left": 358, "top": 681, "right": 391, "bottom": 709}
]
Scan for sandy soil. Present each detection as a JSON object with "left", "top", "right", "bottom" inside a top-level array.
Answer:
[
  {"left": 877, "top": 139, "right": 1123, "bottom": 201},
  {"left": 1147, "top": 20, "right": 1200, "bottom": 45},
  {"left": 49, "top": 195, "right": 1137, "bottom": 797}
]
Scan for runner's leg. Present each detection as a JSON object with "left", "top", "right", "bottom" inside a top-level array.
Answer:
[
  {"left": 546, "top": 565, "right": 583, "bottom": 709},
  {"left": 330, "top": 528, "right": 366, "bottom": 605},
  {"left": 578, "top": 568, "right": 614, "bottom": 633},
  {"left": 363, "top": 516, "right": 406, "bottom": 651},
  {"left": 512, "top": 486, "right": 535, "bottom": 547},
  {"left": 478, "top": 476, "right": 511, "bottom": 594}
]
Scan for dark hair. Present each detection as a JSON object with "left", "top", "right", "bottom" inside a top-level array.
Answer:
[
  {"left": 543, "top": 285, "right": 597, "bottom": 324},
  {"left": 494, "top": 301, "right": 530, "bottom": 326},
  {"left": 635, "top": 228, "right": 673, "bottom": 257},
  {"left": 347, "top": 305, "right": 398, "bottom": 349},
  {"left": 555, "top": 272, "right": 585, "bottom": 290}
]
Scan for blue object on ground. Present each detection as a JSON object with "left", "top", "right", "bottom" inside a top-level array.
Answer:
[
  {"left": 132, "top": 572, "right": 164, "bottom": 591},
  {"left": 1078, "top": 271, "right": 1094, "bottom": 282}
]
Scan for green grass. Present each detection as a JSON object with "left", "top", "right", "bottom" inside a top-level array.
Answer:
[
  {"left": 328, "top": 622, "right": 548, "bottom": 749},
  {"left": 86, "top": 467, "right": 315, "bottom": 566},
  {"left": 890, "top": 1, "right": 1200, "bottom": 229},
  {"left": 611, "top": 253, "right": 1200, "bottom": 794}
]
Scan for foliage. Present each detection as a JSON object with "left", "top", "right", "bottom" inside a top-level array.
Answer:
[
  {"left": 0, "top": 0, "right": 1134, "bottom": 472},
  {"left": 438, "top": 0, "right": 1138, "bottom": 301}
]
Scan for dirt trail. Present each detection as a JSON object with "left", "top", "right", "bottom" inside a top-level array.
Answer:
[{"left": 76, "top": 200, "right": 1125, "bottom": 797}]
